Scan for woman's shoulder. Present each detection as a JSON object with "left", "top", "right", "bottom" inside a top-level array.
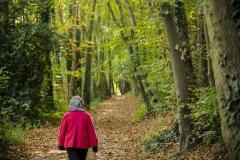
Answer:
[
  {"left": 70, "top": 111, "right": 91, "bottom": 116},
  {"left": 82, "top": 111, "right": 91, "bottom": 116},
  {"left": 64, "top": 110, "right": 91, "bottom": 117}
]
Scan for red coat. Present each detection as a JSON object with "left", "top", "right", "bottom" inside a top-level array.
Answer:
[{"left": 58, "top": 111, "right": 98, "bottom": 149}]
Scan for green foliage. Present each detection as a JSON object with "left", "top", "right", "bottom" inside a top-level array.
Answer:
[
  {"left": 90, "top": 99, "right": 101, "bottom": 109},
  {"left": 0, "top": 68, "right": 10, "bottom": 90},
  {"left": 144, "top": 59, "right": 176, "bottom": 114},
  {"left": 189, "top": 87, "right": 222, "bottom": 144},
  {"left": 0, "top": 0, "right": 54, "bottom": 112},
  {"left": 141, "top": 129, "right": 179, "bottom": 152},
  {"left": 0, "top": 22, "right": 54, "bottom": 120},
  {"left": 53, "top": 96, "right": 69, "bottom": 112},
  {"left": 3, "top": 125, "right": 25, "bottom": 145},
  {"left": 0, "top": 0, "right": 226, "bottom": 156},
  {"left": 39, "top": 111, "right": 64, "bottom": 125},
  {"left": 0, "top": 0, "right": 55, "bottom": 145},
  {"left": 0, "top": 116, "right": 26, "bottom": 146},
  {"left": 134, "top": 104, "right": 147, "bottom": 121}
]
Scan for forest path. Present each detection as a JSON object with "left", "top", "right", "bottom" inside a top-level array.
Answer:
[
  {"left": 25, "top": 93, "right": 163, "bottom": 160},
  {"left": 1, "top": 93, "right": 225, "bottom": 160}
]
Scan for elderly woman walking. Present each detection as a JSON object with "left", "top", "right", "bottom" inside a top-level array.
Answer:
[{"left": 58, "top": 96, "right": 98, "bottom": 160}]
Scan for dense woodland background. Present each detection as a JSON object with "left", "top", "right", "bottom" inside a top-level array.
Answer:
[{"left": 1, "top": 0, "right": 240, "bottom": 159}]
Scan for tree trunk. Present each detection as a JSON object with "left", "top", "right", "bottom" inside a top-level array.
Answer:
[
  {"left": 92, "top": 44, "right": 98, "bottom": 99},
  {"left": 125, "top": 0, "right": 157, "bottom": 103},
  {"left": 56, "top": 4, "right": 69, "bottom": 101},
  {"left": 116, "top": 0, "right": 151, "bottom": 114},
  {"left": 175, "top": 1, "right": 197, "bottom": 91},
  {"left": 83, "top": 0, "right": 97, "bottom": 109},
  {"left": 204, "top": 16, "right": 215, "bottom": 87},
  {"left": 108, "top": 49, "right": 115, "bottom": 95},
  {"left": 203, "top": 0, "right": 240, "bottom": 159},
  {"left": 74, "top": 4, "right": 83, "bottom": 97},
  {"left": 102, "top": 72, "right": 111, "bottom": 99},
  {"left": 161, "top": 2, "right": 197, "bottom": 157},
  {"left": 100, "top": 49, "right": 110, "bottom": 99},
  {"left": 196, "top": 8, "right": 208, "bottom": 87},
  {"left": 68, "top": 0, "right": 78, "bottom": 98},
  {"left": 132, "top": 75, "right": 140, "bottom": 95},
  {"left": 97, "top": 49, "right": 103, "bottom": 101}
]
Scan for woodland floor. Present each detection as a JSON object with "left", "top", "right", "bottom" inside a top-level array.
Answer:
[{"left": 0, "top": 93, "right": 228, "bottom": 160}]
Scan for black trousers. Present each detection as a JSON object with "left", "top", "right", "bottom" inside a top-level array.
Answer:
[{"left": 66, "top": 148, "right": 89, "bottom": 160}]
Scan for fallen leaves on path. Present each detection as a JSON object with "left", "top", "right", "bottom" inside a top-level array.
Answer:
[{"left": 0, "top": 93, "right": 228, "bottom": 160}]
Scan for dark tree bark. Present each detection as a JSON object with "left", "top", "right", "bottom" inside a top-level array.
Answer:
[
  {"left": 175, "top": 1, "right": 197, "bottom": 91},
  {"left": 196, "top": 8, "right": 208, "bottom": 87},
  {"left": 97, "top": 48, "right": 110, "bottom": 101},
  {"left": 203, "top": 16, "right": 215, "bottom": 87},
  {"left": 69, "top": 2, "right": 76, "bottom": 98},
  {"left": 83, "top": 0, "right": 97, "bottom": 109},
  {"left": 161, "top": 2, "right": 197, "bottom": 157},
  {"left": 203, "top": 0, "right": 240, "bottom": 159},
  {"left": 108, "top": 49, "right": 115, "bottom": 95}
]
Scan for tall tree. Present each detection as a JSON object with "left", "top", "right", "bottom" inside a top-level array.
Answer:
[
  {"left": 68, "top": 0, "right": 78, "bottom": 98},
  {"left": 161, "top": 2, "right": 197, "bottom": 157},
  {"left": 108, "top": 49, "right": 115, "bottom": 95},
  {"left": 203, "top": 0, "right": 240, "bottom": 159},
  {"left": 83, "top": 0, "right": 97, "bottom": 109},
  {"left": 96, "top": 46, "right": 110, "bottom": 101},
  {"left": 123, "top": 0, "right": 152, "bottom": 113},
  {"left": 175, "top": 1, "right": 198, "bottom": 94},
  {"left": 196, "top": 8, "right": 208, "bottom": 87},
  {"left": 107, "top": 0, "right": 151, "bottom": 114},
  {"left": 55, "top": 2, "right": 69, "bottom": 101},
  {"left": 204, "top": 16, "right": 215, "bottom": 87}
]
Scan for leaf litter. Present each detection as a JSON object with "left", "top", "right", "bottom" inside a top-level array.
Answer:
[{"left": 0, "top": 93, "right": 228, "bottom": 159}]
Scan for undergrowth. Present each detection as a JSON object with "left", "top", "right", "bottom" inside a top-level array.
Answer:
[
  {"left": 189, "top": 87, "right": 222, "bottom": 145},
  {"left": 134, "top": 104, "right": 147, "bottom": 121},
  {"left": 141, "top": 129, "right": 179, "bottom": 152},
  {"left": 138, "top": 86, "right": 224, "bottom": 156},
  {"left": 0, "top": 117, "right": 26, "bottom": 147},
  {"left": 39, "top": 111, "right": 64, "bottom": 125},
  {"left": 0, "top": 98, "right": 101, "bottom": 151},
  {"left": 90, "top": 99, "right": 101, "bottom": 109}
]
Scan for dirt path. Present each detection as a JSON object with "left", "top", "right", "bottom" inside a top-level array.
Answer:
[
  {"left": 88, "top": 94, "right": 158, "bottom": 160},
  {"left": 0, "top": 93, "right": 228, "bottom": 160},
  {"left": 24, "top": 93, "right": 161, "bottom": 160}
]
